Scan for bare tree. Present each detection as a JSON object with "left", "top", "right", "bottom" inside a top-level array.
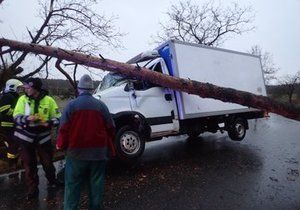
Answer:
[
  {"left": 250, "top": 45, "right": 279, "bottom": 85},
  {"left": 0, "top": 0, "right": 123, "bottom": 88},
  {"left": 278, "top": 71, "right": 300, "bottom": 104},
  {"left": 155, "top": 0, "right": 254, "bottom": 46}
]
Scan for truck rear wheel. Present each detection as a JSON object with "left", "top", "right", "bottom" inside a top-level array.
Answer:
[
  {"left": 115, "top": 125, "right": 145, "bottom": 161},
  {"left": 227, "top": 118, "right": 247, "bottom": 141}
]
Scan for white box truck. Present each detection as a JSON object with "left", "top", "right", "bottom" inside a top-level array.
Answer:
[{"left": 94, "top": 40, "right": 267, "bottom": 161}]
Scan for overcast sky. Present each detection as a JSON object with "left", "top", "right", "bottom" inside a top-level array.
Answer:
[{"left": 1, "top": 0, "right": 300, "bottom": 79}]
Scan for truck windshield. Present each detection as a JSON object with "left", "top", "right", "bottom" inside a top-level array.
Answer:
[
  {"left": 96, "top": 73, "right": 127, "bottom": 92},
  {"left": 96, "top": 58, "right": 160, "bottom": 92}
]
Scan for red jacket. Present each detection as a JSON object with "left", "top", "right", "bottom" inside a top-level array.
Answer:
[{"left": 56, "top": 93, "right": 115, "bottom": 160}]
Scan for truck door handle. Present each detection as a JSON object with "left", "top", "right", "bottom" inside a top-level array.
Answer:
[
  {"left": 132, "top": 92, "right": 137, "bottom": 99},
  {"left": 165, "top": 93, "right": 172, "bottom": 101}
]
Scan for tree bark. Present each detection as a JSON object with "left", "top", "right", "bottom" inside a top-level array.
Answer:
[{"left": 1, "top": 38, "right": 300, "bottom": 121}]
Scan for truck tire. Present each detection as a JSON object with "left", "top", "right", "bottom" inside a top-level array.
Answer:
[
  {"left": 227, "top": 118, "right": 247, "bottom": 141},
  {"left": 114, "top": 125, "right": 145, "bottom": 161}
]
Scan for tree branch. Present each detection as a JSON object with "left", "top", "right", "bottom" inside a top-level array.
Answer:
[
  {"left": 1, "top": 38, "right": 300, "bottom": 121},
  {"left": 20, "top": 56, "right": 51, "bottom": 79},
  {"left": 157, "top": 0, "right": 254, "bottom": 47},
  {"left": 10, "top": 0, "right": 54, "bottom": 70},
  {"left": 0, "top": 47, "right": 7, "bottom": 70},
  {"left": 73, "top": 64, "right": 78, "bottom": 96},
  {"left": 55, "top": 59, "right": 77, "bottom": 93}
]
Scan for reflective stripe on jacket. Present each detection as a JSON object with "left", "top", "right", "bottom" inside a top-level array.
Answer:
[{"left": 0, "top": 92, "right": 19, "bottom": 128}]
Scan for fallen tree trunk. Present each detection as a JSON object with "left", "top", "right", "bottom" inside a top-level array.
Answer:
[{"left": 1, "top": 38, "right": 300, "bottom": 121}]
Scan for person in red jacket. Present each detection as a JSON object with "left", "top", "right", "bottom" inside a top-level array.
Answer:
[{"left": 56, "top": 74, "right": 115, "bottom": 210}]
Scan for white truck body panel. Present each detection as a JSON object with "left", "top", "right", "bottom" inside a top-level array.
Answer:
[
  {"left": 94, "top": 84, "right": 132, "bottom": 113},
  {"left": 162, "top": 40, "right": 266, "bottom": 119}
]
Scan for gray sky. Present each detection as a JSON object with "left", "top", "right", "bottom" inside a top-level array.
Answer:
[{"left": 1, "top": 0, "right": 300, "bottom": 80}]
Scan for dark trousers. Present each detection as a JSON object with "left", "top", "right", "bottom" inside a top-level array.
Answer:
[
  {"left": 64, "top": 156, "right": 106, "bottom": 210},
  {"left": 1, "top": 128, "right": 19, "bottom": 159},
  {"left": 19, "top": 140, "right": 56, "bottom": 192}
]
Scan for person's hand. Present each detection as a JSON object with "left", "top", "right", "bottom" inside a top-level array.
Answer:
[
  {"left": 41, "top": 122, "right": 50, "bottom": 127},
  {"left": 27, "top": 115, "right": 38, "bottom": 121}
]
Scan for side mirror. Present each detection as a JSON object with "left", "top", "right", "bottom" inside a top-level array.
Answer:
[{"left": 124, "top": 82, "right": 134, "bottom": 92}]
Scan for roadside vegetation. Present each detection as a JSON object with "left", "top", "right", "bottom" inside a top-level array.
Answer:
[{"left": 268, "top": 84, "right": 300, "bottom": 107}]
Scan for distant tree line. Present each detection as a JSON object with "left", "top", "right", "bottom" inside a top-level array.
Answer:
[
  {"left": 267, "top": 84, "right": 300, "bottom": 105},
  {"left": 42, "top": 79, "right": 99, "bottom": 99}
]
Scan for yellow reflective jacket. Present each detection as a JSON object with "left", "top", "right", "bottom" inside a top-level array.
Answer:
[
  {"left": 13, "top": 93, "right": 61, "bottom": 123},
  {"left": 13, "top": 92, "right": 61, "bottom": 143}
]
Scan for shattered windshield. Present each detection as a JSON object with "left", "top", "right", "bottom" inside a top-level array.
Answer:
[
  {"left": 96, "top": 72, "right": 126, "bottom": 92},
  {"left": 95, "top": 58, "right": 160, "bottom": 92}
]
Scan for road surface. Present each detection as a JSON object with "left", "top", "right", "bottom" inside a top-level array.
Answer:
[{"left": 0, "top": 114, "right": 299, "bottom": 209}]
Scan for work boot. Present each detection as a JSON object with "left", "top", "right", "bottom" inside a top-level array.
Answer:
[{"left": 27, "top": 188, "right": 39, "bottom": 201}]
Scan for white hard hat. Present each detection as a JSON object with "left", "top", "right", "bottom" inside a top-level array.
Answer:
[{"left": 4, "top": 79, "right": 23, "bottom": 93}]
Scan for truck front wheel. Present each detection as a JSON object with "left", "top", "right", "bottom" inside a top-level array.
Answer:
[
  {"left": 227, "top": 118, "right": 247, "bottom": 141},
  {"left": 115, "top": 125, "right": 145, "bottom": 161}
]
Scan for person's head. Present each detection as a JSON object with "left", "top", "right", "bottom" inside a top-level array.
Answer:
[
  {"left": 24, "top": 78, "right": 43, "bottom": 98},
  {"left": 77, "top": 74, "right": 94, "bottom": 94},
  {"left": 4, "top": 79, "right": 23, "bottom": 94}
]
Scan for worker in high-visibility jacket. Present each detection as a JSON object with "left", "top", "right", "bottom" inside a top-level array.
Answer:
[
  {"left": 13, "top": 77, "right": 61, "bottom": 200},
  {"left": 0, "top": 79, "right": 23, "bottom": 167}
]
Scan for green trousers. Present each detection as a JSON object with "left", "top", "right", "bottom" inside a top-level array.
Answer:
[{"left": 64, "top": 156, "right": 106, "bottom": 210}]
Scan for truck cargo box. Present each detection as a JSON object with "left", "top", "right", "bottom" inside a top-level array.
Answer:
[{"left": 157, "top": 40, "right": 266, "bottom": 120}]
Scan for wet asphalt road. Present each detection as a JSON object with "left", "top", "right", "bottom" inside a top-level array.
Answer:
[{"left": 0, "top": 114, "right": 299, "bottom": 210}]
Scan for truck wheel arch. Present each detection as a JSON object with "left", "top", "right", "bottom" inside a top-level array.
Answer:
[
  {"left": 112, "top": 111, "right": 151, "bottom": 161},
  {"left": 112, "top": 111, "right": 151, "bottom": 138}
]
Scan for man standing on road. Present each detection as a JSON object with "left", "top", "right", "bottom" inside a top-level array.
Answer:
[
  {"left": 56, "top": 74, "right": 115, "bottom": 210},
  {"left": 13, "top": 77, "right": 61, "bottom": 200},
  {"left": 0, "top": 79, "right": 23, "bottom": 168}
]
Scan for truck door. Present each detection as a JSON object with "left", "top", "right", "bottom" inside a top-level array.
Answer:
[{"left": 128, "top": 58, "right": 179, "bottom": 136}]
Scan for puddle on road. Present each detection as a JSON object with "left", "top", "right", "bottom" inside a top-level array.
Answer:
[{"left": 0, "top": 160, "right": 65, "bottom": 210}]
